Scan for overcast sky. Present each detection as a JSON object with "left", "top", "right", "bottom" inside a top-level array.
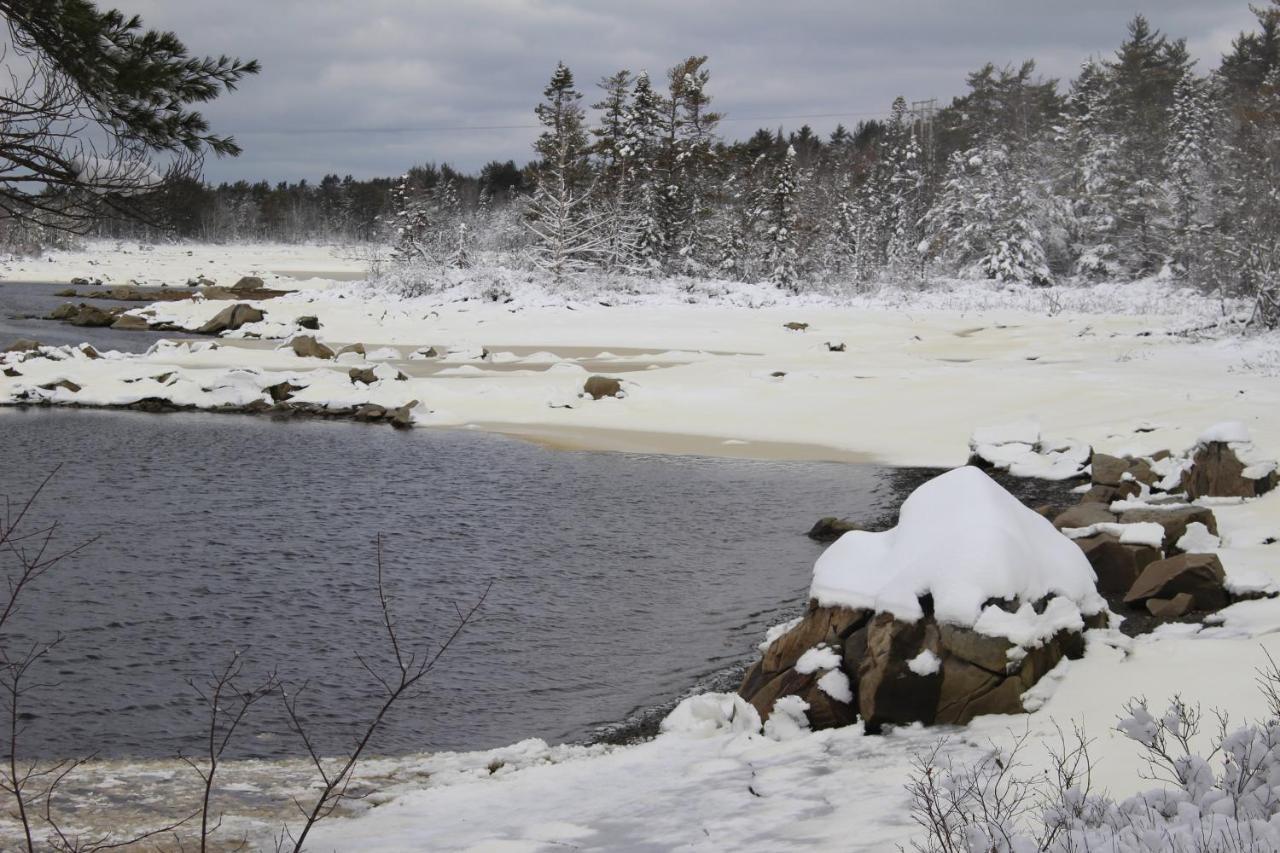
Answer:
[{"left": 118, "top": 0, "right": 1259, "bottom": 184}]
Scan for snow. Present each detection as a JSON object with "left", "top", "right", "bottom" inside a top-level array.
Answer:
[
  {"left": 1197, "top": 421, "right": 1252, "bottom": 445},
  {"left": 1176, "top": 522, "right": 1221, "bottom": 553},
  {"left": 971, "top": 419, "right": 1041, "bottom": 447},
  {"left": 810, "top": 467, "right": 1105, "bottom": 631},
  {"left": 906, "top": 649, "right": 940, "bottom": 676},
  {"left": 762, "top": 695, "right": 812, "bottom": 741},
  {"left": 816, "top": 669, "right": 854, "bottom": 703},
  {"left": 5, "top": 242, "right": 1280, "bottom": 851},
  {"left": 1061, "top": 521, "right": 1166, "bottom": 547},
  {"left": 794, "top": 645, "right": 841, "bottom": 675}
]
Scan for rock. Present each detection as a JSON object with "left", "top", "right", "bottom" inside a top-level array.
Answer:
[
  {"left": 826, "top": 342, "right": 846, "bottom": 352},
  {"left": 806, "top": 517, "right": 862, "bottom": 542},
  {"left": 390, "top": 401, "right": 419, "bottom": 429},
  {"left": 187, "top": 276, "right": 215, "bottom": 288},
  {"left": 3, "top": 367, "right": 21, "bottom": 377},
  {"left": 1124, "top": 553, "right": 1228, "bottom": 611},
  {"left": 264, "top": 381, "right": 305, "bottom": 403},
  {"left": 1146, "top": 593, "right": 1195, "bottom": 619},
  {"left": 70, "top": 277, "right": 90, "bottom": 286},
  {"left": 583, "top": 376, "right": 622, "bottom": 400},
  {"left": 1117, "top": 506, "right": 1219, "bottom": 554},
  {"left": 296, "top": 315, "right": 320, "bottom": 330},
  {"left": 48, "top": 302, "right": 80, "bottom": 320},
  {"left": 54, "top": 288, "right": 77, "bottom": 297},
  {"left": 201, "top": 286, "right": 240, "bottom": 301},
  {"left": 1079, "top": 481, "right": 1140, "bottom": 504},
  {"left": 198, "top": 303, "right": 264, "bottom": 335},
  {"left": 413, "top": 346, "right": 441, "bottom": 359},
  {"left": 1181, "top": 441, "right": 1278, "bottom": 499},
  {"left": 770, "top": 371, "right": 787, "bottom": 378},
  {"left": 68, "top": 305, "right": 115, "bottom": 327},
  {"left": 857, "top": 613, "right": 942, "bottom": 730},
  {"left": 1091, "top": 453, "right": 1159, "bottom": 488},
  {"left": 1074, "top": 533, "right": 1161, "bottom": 595},
  {"left": 39, "top": 379, "right": 80, "bottom": 393},
  {"left": 783, "top": 322, "right": 809, "bottom": 331},
  {"left": 288, "top": 335, "right": 335, "bottom": 360},
  {"left": 337, "top": 343, "right": 366, "bottom": 357},
  {"left": 231, "top": 275, "right": 265, "bottom": 291},
  {"left": 4, "top": 339, "right": 41, "bottom": 353},
  {"left": 79, "top": 345, "right": 100, "bottom": 360},
  {"left": 739, "top": 603, "right": 868, "bottom": 713},
  {"left": 353, "top": 403, "right": 387, "bottom": 422},
  {"left": 1053, "top": 504, "right": 1116, "bottom": 530},
  {"left": 111, "top": 314, "right": 151, "bottom": 331},
  {"left": 349, "top": 367, "right": 378, "bottom": 385}
]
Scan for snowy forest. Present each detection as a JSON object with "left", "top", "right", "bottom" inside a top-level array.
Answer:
[{"left": 41, "top": 3, "right": 1280, "bottom": 327}]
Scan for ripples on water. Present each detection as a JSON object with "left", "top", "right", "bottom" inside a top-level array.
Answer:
[{"left": 0, "top": 408, "right": 895, "bottom": 761}]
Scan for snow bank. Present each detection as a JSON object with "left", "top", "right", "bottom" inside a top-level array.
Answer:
[{"left": 810, "top": 467, "right": 1105, "bottom": 632}]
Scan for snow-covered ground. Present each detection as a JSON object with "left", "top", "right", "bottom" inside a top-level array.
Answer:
[{"left": 3, "top": 242, "right": 1280, "bottom": 851}]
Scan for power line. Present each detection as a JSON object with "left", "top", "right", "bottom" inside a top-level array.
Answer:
[{"left": 232, "top": 108, "right": 896, "bottom": 137}]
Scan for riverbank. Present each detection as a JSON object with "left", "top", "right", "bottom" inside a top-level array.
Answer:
[{"left": 3, "top": 242, "right": 1280, "bottom": 850}]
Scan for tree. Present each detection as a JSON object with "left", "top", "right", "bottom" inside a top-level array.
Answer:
[
  {"left": 525, "top": 63, "right": 604, "bottom": 281},
  {"left": 0, "top": 0, "right": 258, "bottom": 234},
  {"left": 760, "top": 146, "right": 800, "bottom": 291}
]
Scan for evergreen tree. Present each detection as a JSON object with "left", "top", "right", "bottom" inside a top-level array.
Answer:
[
  {"left": 526, "top": 62, "right": 603, "bottom": 281},
  {"left": 760, "top": 146, "right": 800, "bottom": 291},
  {"left": 1165, "top": 73, "right": 1216, "bottom": 272}
]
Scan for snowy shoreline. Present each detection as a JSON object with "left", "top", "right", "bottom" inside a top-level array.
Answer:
[{"left": 4, "top": 242, "right": 1280, "bottom": 851}]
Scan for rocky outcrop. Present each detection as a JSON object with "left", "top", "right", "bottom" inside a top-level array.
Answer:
[
  {"left": 583, "top": 376, "right": 622, "bottom": 400},
  {"left": 197, "top": 304, "right": 264, "bottom": 335},
  {"left": 740, "top": 598, "right": 1099, "bottom": 733},
  {"left": 1181, "top": 441, "right": 1278, "bottom": 499}
]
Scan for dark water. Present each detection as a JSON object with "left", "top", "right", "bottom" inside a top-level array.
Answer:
[
  {"left": 0, "top": 281, "right": 197, "bottom": 352},
  {"left": 0, "top": 407, "right": 898, "bottom": 761}
]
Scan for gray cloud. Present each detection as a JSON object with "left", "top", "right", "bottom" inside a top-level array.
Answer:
[{"left": 120, "top": 0, "right": 1259, "bottom": 182}]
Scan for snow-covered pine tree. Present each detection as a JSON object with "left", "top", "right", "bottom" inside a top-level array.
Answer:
[
  {"left": 885, "top": 128, "right": 926, "bottom": 281},
  {"left": 760, "top": 145, "right": 801, "bottom": 291},
  {"left": 387, "top": 173, "right": 435, "bottom": 266},
  {"left": 620, "top": 70, "right": 667, "bottom": 274},
  {"left": 1059, "top": 61, "right": 1122, "bottom": 278},
  {"left": 1164, "top": 73, "right": 1216, "bottom": 274},
  {"left": 525, "top": 62, "right": 605, "bottom": 282}
]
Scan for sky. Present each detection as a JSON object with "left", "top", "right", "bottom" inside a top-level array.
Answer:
[{"left": 115, "top": 0, "right": 1261, "bottom": 184}]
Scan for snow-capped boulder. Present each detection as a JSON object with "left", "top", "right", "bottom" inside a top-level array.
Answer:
[
  {"left": 967, "top": 421, "right": 1091, "bottom": 482},
  {"left": 1116, "top": 505, "right": 1218, "bottom": 555},
  {"left": 197, "top": 303, "right": 264, "bottom": 335},
  {"left": 1180, "top": 423, "right": 1277, "bottom": 499},
  {"left": 740, "top": 467, "right": 1108, "bottom": 732}
]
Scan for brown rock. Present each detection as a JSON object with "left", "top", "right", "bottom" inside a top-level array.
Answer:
[
  {"left": 1090, "top": 453, "right": 1130, "bottom": 486},
  {"left": 390, "top": 401, "right": 419, "bottom": 430},
  {"left": 296, "top": 315, "right": 320, "bottom": 330},
  {"left": 937, "top": 624, "right": 1014, "bottom": 674},
  {"left": 198, "top": 303, "right": 265, "bottom": 335},
  {"left": 289, "top": 335, "right": 335, "bottom": 360},
  {"left": 353, "top": 403, "right": 388, "bottom": 421},
  {"left": 1075, "top": 533, "right": 1161, "bottom": 595},
  {"left": 759, "top": 604, "right": 869, "bottom": 679},
  {"left": 783, "top": 322, "right": 809, "bottom": 331},
  {"left": 1181, "top": 441, "right": 1278, "bottom": 499},
  {"left": 39, "top": 379, "right": 80, "bottom": 393},
  {"left": 1080, "top": 481, "right": 1140, "bottom": 504},
  {"left": 349, "top": 367, "right": 379, "bottom": 385},
  {"left": 826, "top": 342, "right": 846, "bottom": 352},
  {"left": 337, "top": 343, "right": 366, "bottom": 357},
  {"left": 54, "top": 288, "right": 77, "bottom": 297},
  {"left": 1125, "top": 553, "right": 1227, "bottom": 611},
  {"left": 264, "top": 381, "right": 305, "bottom": 403},
  {"left": 806, "top": 517, "right": 862, "bottom": 542},
  {"left": 110, "top": 314, "right": 151, "bottom": 331},
  {"left": 583, "top": 376, "right": 622, "bottom": 400},
  {"left": 231, "top": 275, "right": 265, "bottom": 291},
  {"left": 1146, "top": 593, "right": 1195, "bottom": 619},
  {"left": 69, "top": 305, "right": 115, "bottom": 327},
  {"left": 4, "top": 339, "right": 41, "bottom": 353},
  {"left": 1053, "top": 504, "right": 1116, "bottom": 530},
  {"left": 48, "top": 302, "right": 79, "bottom": 320},
  {"left": 1117, "top": 506, "right": 1219, "bottom": 554},
  {"left": 79, "top": 345, "right": 100, "bottom": 360},
  {"left": 857, "top": 613, "right": 942, "bottom": 730}
]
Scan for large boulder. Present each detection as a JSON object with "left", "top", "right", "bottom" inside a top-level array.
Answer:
[
  {"left": 1181, "top": 439, "right": 1277, "bottom": 500},
  {"left": 288, "top": 335, "right": 335, "bottom": 360},
  {"left": 742, "top": 468, "right": 1106, "bottom": 734},
  {"left": 583, "top": 376, "right": 622, "bottom": 400},
  {"left": 48, "top": 302, "right": 80, "bottom": 320},
  {"left": 1091, "top": 453, "right": 1157, "bottom": 488},
  {"left": 1117, "top": 506, "right": 1218, "bottom": 554},
  {"left": 231, "top": 275, "right": 265, "bottom": 291},
  {"left": 1074, "top": 533, "right": 1161, "bottom": 595},
  {"left": 68, "top": 305, "right": 116, "bottom": 327},
  {"left": 1124, "top": 553, "right": 1228, "bottom": 611},
  {"left": 198, "top": 303, "right": 264, "bottom": 335}
]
